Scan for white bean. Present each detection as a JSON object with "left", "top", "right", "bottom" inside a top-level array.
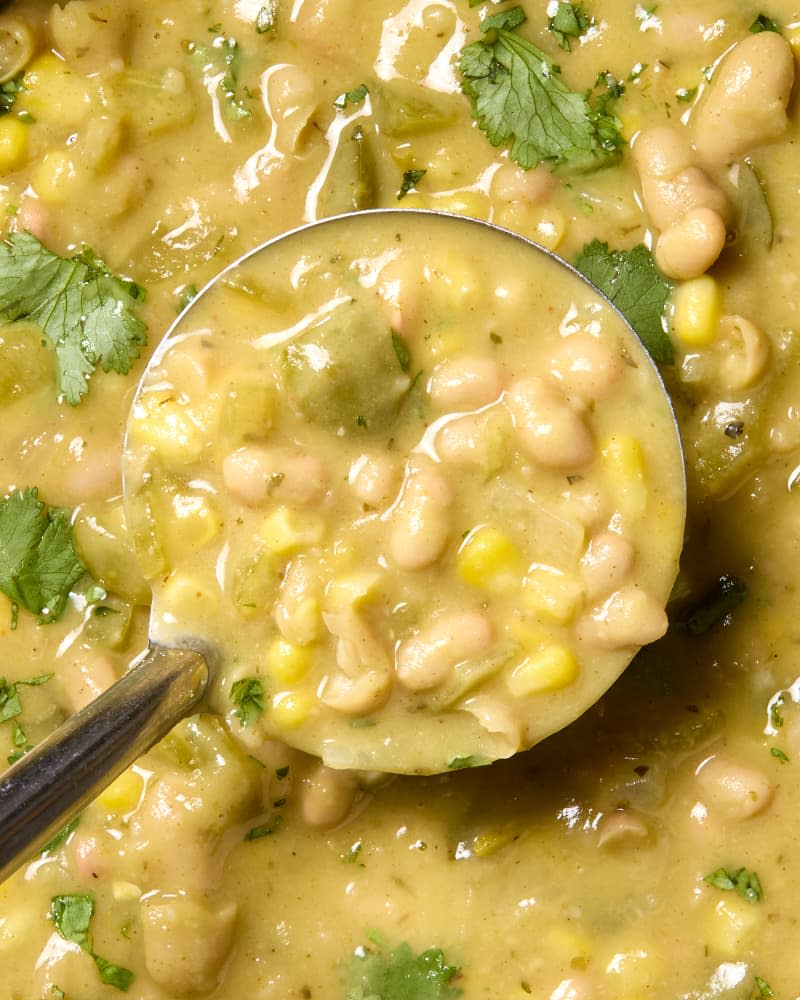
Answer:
[
  {"left": 321, "top": 608, "right": 391, "bottom": 715},
  {"left": 577, "top": 585, "right": 667, "bottom": 649},
  {"left": 549, "top": 333, "right": 624, "bottom": 404},
  {"left": 655, "top": 207, "right": 727, "bottom": 281},
  {"left": 50, "top": 2, "right": 130, "bottom": 74},
  {"left": 695, "top": 753, "right": 775, "bottom": 820},
  {"left": 223, "top": 445, "right": 327, "bottom": 506},
  {"left": 693, "top": 32, "right": 795, "bottom": 166},
  {"left": 428, "top": 356, "right": 505, "bottom": 410},
  {"left": 632, "top": 126, "right": 692, "bottom": 182},
  {"left": 492, "top": 162, "right": 554, "bottom": 203},
  {"left": 263, "top": 63, "right": 319, "bottom": 154},
  {"left": 597, "top": 808, "right": 650, "bottom": 849},
  {"left": 320, "top": 668, "right": 391, "bottom": 716},
  {"left": 300, "top": 762, "right": 357, "bottom": 828},
  {"left": 395, "top": 610, "right": 493, "bottom": 692},
  {"left": 580, "top": 530, "right": 635, "bottom": 600},
  {"left": 349, "top": 452, "right": 400, "bottom": 507},
  {"left": 716, "top": 315, "right": 770, "bottom": 392},
  {"left": 505, "top": 377, "right": 594, "bottom": 470},
  {"left": 389, "top": 458, "right": 453, "bottom": 570},
  {"left": 275, "top": 555, "right": 322, "bottom": 645}
]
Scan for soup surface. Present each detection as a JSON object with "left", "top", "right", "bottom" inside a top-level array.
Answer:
[{"left": 0, "top": 1, "right": 797, "bottom": 998}]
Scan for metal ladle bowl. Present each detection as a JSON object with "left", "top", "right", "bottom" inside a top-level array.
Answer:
[{"left": 0, "top": 210, "right": 686, "bottom": 882}]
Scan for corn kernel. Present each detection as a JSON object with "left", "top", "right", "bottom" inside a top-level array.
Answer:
[
  {"left": 605, "top": 947, "right": 663, "bottom": 992},
  {"left": 266, "top": 638, "right": 313, "bottom": 684},
  {"left": 158, "top": 571, "right": 217, "bottom": 620},
  {"left": 544, "top": 922, "right": 592, "bottom": 960},
  {"left": 98, "top": 768, "right": 144, "bottom": 813},
  {"left": 704, "top": 896, "right": 763, "bottom": 956},
  {"left": 112, "top": 881, "right": 142, "bottom": 902},
  {"left": 31, "top": 150, "right": 81, "bottom": 204},
  {"left": 458, "top": 526, "right": 523, "bottom": 593},
  {"left": 785, "top": 24, "right": 800, "bottom": 53},
  {"left": 129, "top": 394, "right": 205, "bottom": 464},
  {"left": 20, "top": 53, "right": 93, "bottom": 128},
  {"left": 507, "top": 643, "right": 579, "bottom": 696},
  {"left": 166, "top": 494, "right": 220, "bottom": 559},
  {"left": 600, "top": 434, "right": 648, "bottom": 520},
  {"left": 0, "top": 117, "right": 28, "bottom": 173},
  {"left": 259, "top": 506, "right": 325, "bottom": 553},
  {"left": 523, "top": 565, "right": 584, "bottom": 624},
  {"left": 284, "top": 597, "right": 322, "bottom": 644},
  {"left": 326, "top": 570, "right": 382, "bottom": 608},
  {"left": 671, "top": 275, "right": 722, "bottom": 347},
  {"left": 271, "top": 690, "right": 313, "bottom": 728}
]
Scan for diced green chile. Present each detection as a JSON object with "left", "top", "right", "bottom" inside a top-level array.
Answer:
[
  {"left": 281, "top": 300, "right": 411, "bottom": 433},
  {"left": 317, "top": 121, "right": 378, "bottom": 217}
]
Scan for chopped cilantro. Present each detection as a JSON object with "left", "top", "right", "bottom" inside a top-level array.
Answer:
[
  {"left": 628, "top": 62, "right": 648, "bottom": 81},
  {"left": 186, "top": 35, "right": 252, "bottom": 121},
  {"left": 0, "top": 233, "right": 147, "bottom": 405},
  {"left": 770, "top": 695, "right": 786, "bottom": 729},
  {"left": 0, "top": 488, "right": 85, "bottom": 623},
  {"left": 230, "top": 677, "right": 265, "bottom": 727},
  {"left": 41, "top": 815, "right": 81, "bottom": 854},
  {"left": 574, "top": 240, "right": 674, "bottom": 364},
  {"left": 548, "top": 3, "right": 593, "bottom": 51},
  {"left": 398, "top": 168, "right": 426, "bottom": 200},
  {"left": 334, "top": 84, "right": 369, "bottom": 111},
  {"left": 245, "top": 814, "right": 283, "bottom": 840},
  {"left": 176, "top": 283, "right": 198, "bottom": 313},
  {"left": 255, "top": 1, "right": 278, "bottom": 33},
  {"left": 750, "top": 14, "right": 780, "bottom": 34},
  {"left": 391, "top": 330, "right": 411, "bottom": 371},
  {"left": 342, "top": 840, "right": 364, "bottom": 864},
  {"left": 754, "top": 976, "right": 774, "bottom": 998},
  {"left": 50, "top": 893, "right": 134, "bottom": 992},
  {"left": 770, "top": 747, "right": 790, "bottom": 763},
  {"left": 676, "top": 86, "right": 698, "bottom": 103},
  {"left": 276, "top": 765, "right": 289, "bottom": 779},
  {"left": 0, "top": 73, "right": 23, "bottom": 115},
  {"left": 344, "top": 939, "right": 461, "bottom": 1000},
  {"left": 703, "top": 866, "right": 763, "bottom": 903},
  {"left": 460, "top": 8, "right": 623, "bottom": 171},
  {"left": 447, "top": 754, "right": 490, "bottom": 770}
]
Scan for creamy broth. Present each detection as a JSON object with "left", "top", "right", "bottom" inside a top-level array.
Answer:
[{"left": 0, "top": 2, "right": 797, "bottom": 999}]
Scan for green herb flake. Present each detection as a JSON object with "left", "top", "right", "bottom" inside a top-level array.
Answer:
[
  {"left": 548, "top": 3, "right": 593, "bottom": 51},
  {"left": 276, "top": 765, "right": 289, "bottom": 779},
  {"left": 398, "top": 168, "right": 427, "bottom": 200},
  {"left": 0, "top": 73, "right": 23, "bottom": 115},
  {"left": 628, "top": 62, "right": 648, "bottom": 81},
  {"left": 230, "top": 677, "right": 265, "bottom": 727},
  {"left": 50, "top": 893, "right": 134, "bottom": 992},
  {"left": 703, "top": 866, "right": 763, "bottom": 903},
  {"left": 334, "top": 83, "right": 369, "bottom": 111},
  {"left": 342, "top": 840, "right": 364, "bottom": 864},
  {"left": 187, "top": 35, "right": 252, "bottom": 121},
  {"left": 344, "top": 939, "right": 461, "bottom": 1000},
  {"left": 676, "top": 86, "right": 698, "bottom": 103},
  {"left": 41, "top": 815, "right": 81, "bottom": 854},
  {"left": 176, "top": 283, "right": 198, "bottom": 313},
  {"left": 770, "top": 747, "right": 790, "bottom": 763},
  {"left": 447, "top": 754, "right": 490, "bottom": 770},
  {"left": 770, "top": 695, "right": 786, "bottom": 729},
  {"left": 0, "top": 488, "right": 85, "bottom": 623},
  {"left": 682, "top": 573, "right": 748, "bottom": 635},
  {"left": 754, "top": 976, "right": 774, "bottom": 998},
  {"left": 245, "top": 814, "right": 283, "bottom": 840},
  {"left": 0, "top": 233, "right": 148, "bottom": 405},
  {"left": 574, "top": 240, "right": 674, "bottom": 363},
  {"left": 391, "top": 330, "right": 411, "bottom": 371},
  {"left": 255, "top": 1, "right": 278, "bottom": 33},
  {"left": 460, "top": 8, "right": 623, "bottom": 171},
  {"left": 750, "top": 14, "right": 780, "bottom": 34}
]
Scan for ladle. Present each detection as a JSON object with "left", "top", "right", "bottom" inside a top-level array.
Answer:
[{"left": 0, "top": 209, "right": 686, "bottom": 883}]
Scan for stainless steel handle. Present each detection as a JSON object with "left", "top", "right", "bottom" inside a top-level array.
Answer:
[{"left": 0, "top": 643, "right": 209, "bottom": 884}]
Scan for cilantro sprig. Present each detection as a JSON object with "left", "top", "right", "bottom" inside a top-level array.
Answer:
[
  {"left": 0, "top": 488, "right": 85, "bottom": 624},
  {"left": 50, "top": 893, "right": 134, "bottom": 992},
  {"left": 0, "top": 233, "right": 147, "bottom": 405},
  {"left": 230, "top": 677, "right": 265, "bottom": 726},
  {"left": 703, "top": 866, "right": 763, "bottom": 903},
  {"left": 460, "top": 7, "right": 623, "bottom": 171},
  {"left": 344, "top": 937, "right": 462, "bottom": 1000},
  {"left": 574, "top": 240, "right": 674, "bottom": 364}
]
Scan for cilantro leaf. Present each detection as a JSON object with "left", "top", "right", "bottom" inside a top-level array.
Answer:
[
  {"left": 0, "top": 233, "right": 147, "bottom": 404},
  {"left": 754, "top": 976, "right": 775, "bottom": 998},
  {"left": 345, "top": 940, "right": 461, "bottom": 1000},
  {"left": 703, "top": 866, "right": 763, "bottom": 903},
  {"left": 548, "top": 3, "right": 593, "bottom": 51},
  {"left": 391, "top": 331, "right": 411, "bottom": 371},
  {"left": 41, "top": 815, "right": 81, "bottom": 854},
  {"left": 230, "top": 677, "right": 265, "bottom": 726},
  {"left": 245, "top": 814, "right": 283, "bottom": 840},
  {"left": 186, "top": 35, "right": 252, "bottom": 121},
  {"left": 681, "top": 573, "right": 748, "bottom": 636},
  {"left": 460, "top": 11, "right": 623, "bottom": 171},
  {"left": 0, "top": 73, "right": 23, "bottom": 115},
  {"left": 574, "top": 240, "right": 674, "bottom": 364},
  {"left": 50, "top": 893, "right": 134, "bottom": 992},
  {"left": 398, "top": 168, "right": 426, "bottom": 200},
  {"left": 0, "top": 488, "right": 85, "bottom": 622}
]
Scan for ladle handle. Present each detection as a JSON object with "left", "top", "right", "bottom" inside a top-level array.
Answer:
[{"left": 0, "top": 643, "right": 208, "bottom": 884}]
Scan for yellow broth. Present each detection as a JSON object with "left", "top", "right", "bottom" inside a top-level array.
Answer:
[{"left": 0, "top": 2, "right": 796, "bottom": 998}]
